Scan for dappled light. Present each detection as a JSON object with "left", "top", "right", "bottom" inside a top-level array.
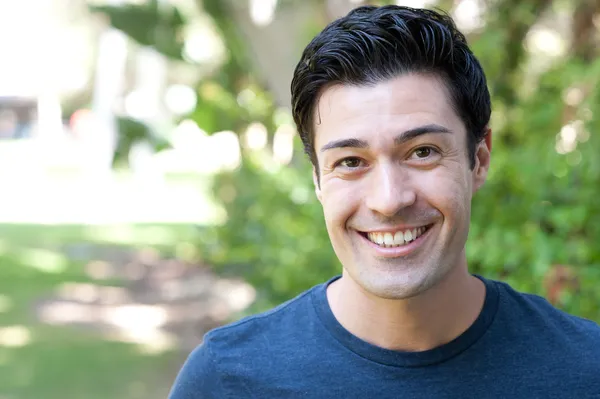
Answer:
[
  {"left": 0, "top": 326, "right": 32, "bottom": 348},
  {"left": 395, "top": 0, "right": 437, "bottom": 8},
  {"left": 208, "top": 131, "right": 242, "bottom": 171},
  {"left": 182, "top": 17, "right": 226, "bottom": 65},
  {"left": 83, "top": 225, "right": 180, "bottom": 247},
  {"left": 526, "top": 27, "right": 566, "bottom": 58},
  {"left": 18, "top": 248, "right": 68, "bottom": 274},
  {"left": 273, "top": 124, "right": 296, "bottom": 165},
  {"left": 243, "top": 122, "right": 269, "bottom": 150},
  {"left": 85, "top": 260, "right": 116, "bottom": 280},
  {"left": 452, "top": 0, "right": 485, "bottom": 32},
  {"left": 250, "top": 0, "right": 278, "bottom": 26},
  {"left": 0, "top": 220, "right": 254, "bottom": 397},
  {"left": 165, "top": 84, "right": 198, "bottom": 115},
  {"left": 39, "top": 301, "right": 98, "bottom": 324},
  {"left": 556, "top": 120, "right": 586, "bottom": 154},
  {"left": 563, "top": 87, "right": 585, "bottom": 107},
  {"left": 35, "top": 246, "right": 255, "bottom": 355}
]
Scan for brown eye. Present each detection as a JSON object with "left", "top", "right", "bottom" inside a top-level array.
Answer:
[
  {"left": 414, "top": 147, "right": 432, "bottom": 158},
  {"left": 338, "top": 157, "right": 363, "bottom": 168},
  {"left": 408, "top": 146, "right": 441, "bottom": 164}
]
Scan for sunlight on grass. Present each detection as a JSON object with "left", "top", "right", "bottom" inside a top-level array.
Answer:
[
  {"left": 85, "top": 260, "right": 116, "bottom": 280},
  {"left": 0, "top": 221, "right": 206, "bottom": 398},
  {"left": 0, "top": 326, "right": 31, "bottom": 348},
  {"left": 132, "top": 330, "right": 178, "bottom": 355},
  {"left": 84, "top": 224, "right": 180, "bottom": 246},
  {"left": 57, "top": 282, "right": 103, "bottom": 303},
  {"left": 59, "top": 283, "right": 129, "bottom": 305},
  {"left": 39, "top": 301, "right": 179, "bottom": 354},
  {"left": 39, "top": 302, "right": 97, "bottom": 324},
  {"left": 135, "top": 226, "right": 180, "bottom": 246},
  {"left": 84, "top": 224, "right": 138, "bottom": 245},
  {"left": 104, "top": 304, "right": 168, "bottom": 331},
  {"left": 18, "top": 248, "right": 68, "bottom": 273}
]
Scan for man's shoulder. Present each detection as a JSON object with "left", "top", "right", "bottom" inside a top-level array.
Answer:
[
  {"left": 480, "top": 277, "right": 600, "bottom": 392},
  {"left": 204, "top": 281, "right": 324, "bottom": 354},
  {"left": 169, "top": 282, "right": 326, "bottom": 398},
  {"left": 493, "top": 278, "right": 600, "bottom": 343}
]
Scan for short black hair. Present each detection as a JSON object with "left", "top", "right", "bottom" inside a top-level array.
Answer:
[{"left": 291, "top": 5, "right": 491, "bottom": 179}]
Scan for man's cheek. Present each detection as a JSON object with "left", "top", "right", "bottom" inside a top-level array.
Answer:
[{"left": 421, "top": 171, "right": 469, "bottom": 201}]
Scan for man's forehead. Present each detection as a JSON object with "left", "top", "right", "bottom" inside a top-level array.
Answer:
[
  {"left": 312, "top": 75, "right": 463, "bottom": 145},
  {"left": 314, "top": 75, "right": 455, "bottom": 123}
]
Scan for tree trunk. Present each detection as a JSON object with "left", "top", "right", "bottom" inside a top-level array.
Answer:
[{"left": 572, "top": 0, "right": 600, "bottom": 62}]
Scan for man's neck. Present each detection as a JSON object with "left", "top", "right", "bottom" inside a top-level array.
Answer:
[{"left": 326, "top": 265, "right": 486, "bottom": 352}]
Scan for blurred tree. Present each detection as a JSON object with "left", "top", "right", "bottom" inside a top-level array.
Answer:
[
  {"left": 112, "top": 116, "right": 171, "bottom": 168},
  {"left": 89, "top": 1, "right": 187, "bottom": 61}
]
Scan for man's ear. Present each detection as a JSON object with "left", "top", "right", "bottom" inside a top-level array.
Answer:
[
  {"left": 473, "top": 127, "right": 492, "bottom": 193},
  {"left": 313, "top": 167, "right": 322, "bottom": 203}
]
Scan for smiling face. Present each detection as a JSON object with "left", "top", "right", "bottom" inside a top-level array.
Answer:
[{"left": 313, "top": 73, "right": 491, "bottom": 300}]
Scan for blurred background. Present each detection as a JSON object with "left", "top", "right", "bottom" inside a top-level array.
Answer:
[{"left": 0, "top": 0, "right": 598, "bottom": 397}]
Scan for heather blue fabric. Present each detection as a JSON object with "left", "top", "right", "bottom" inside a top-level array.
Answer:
[{"left": 169, "top": 275, "right": 600, "bottom": 398}]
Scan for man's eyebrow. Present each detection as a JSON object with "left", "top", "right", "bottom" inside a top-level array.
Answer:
[
  {"left": 394, "top": 124, "right": 453, "bottom": 145},
  {"left": 320, "top": 124, "right": 452, "bottom": 152},
  {"left": 320, "top": 138, "right": 368, "bottom": 152}
]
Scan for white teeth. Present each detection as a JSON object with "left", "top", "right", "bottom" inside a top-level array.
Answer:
[
  {"left": 393, "top": 231, "right": 405, "bottom": 245},
  {"left": 367, "top": 226, "right": 428, "bottom": 247},
  {"left": 384, "top": 233, "right": 393, "bottom": 246}
]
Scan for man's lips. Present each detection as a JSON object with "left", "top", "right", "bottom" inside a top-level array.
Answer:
[
  {"left": 353, "top": 224, "right": 435, "bottom": 257},
  {"left": 356, "top": 224, "right": 433, "bottom": 245}
]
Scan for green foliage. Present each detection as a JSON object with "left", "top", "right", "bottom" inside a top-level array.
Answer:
[
  {"left": 198, "top": 149, "right": 339, "bottom": 310},
  {"left": 89, "top": 2, "right": 186, "bottom": 60},
  {"left": 112, "top": 117, "right": 172, "bottom": 168},
  {"left": 191, "top": 82, "right": 277, "bottom": 135}
]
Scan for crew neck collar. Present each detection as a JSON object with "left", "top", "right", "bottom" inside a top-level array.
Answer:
[{"left": 311, "top": 274, "right": 499, "bottom": 368}]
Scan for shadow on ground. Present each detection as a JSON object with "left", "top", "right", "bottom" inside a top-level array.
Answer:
[
  {"left": 0, "top": 224, "right": 252, "bottom": 399},
  {"left": 35, "top": 243, "right": 254, "bottom": 352}
]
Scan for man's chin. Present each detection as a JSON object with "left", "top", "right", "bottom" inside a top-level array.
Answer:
[{"left": 346, "top": 267, "right": 437, "bottom": 300}]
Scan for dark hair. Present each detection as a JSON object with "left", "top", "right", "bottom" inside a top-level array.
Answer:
[{"left": 290, "top": 5, "right": 491, "bottom": 178}]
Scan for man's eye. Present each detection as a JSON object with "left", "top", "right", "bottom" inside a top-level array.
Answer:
[
  {"left": 411, "top": 146, "right": 438, "bottom": 159},
  {"left": 337, "top": 157, "right": 363, "bottom": 168}
]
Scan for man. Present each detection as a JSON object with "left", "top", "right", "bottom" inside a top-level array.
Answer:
[{"left": 169, "top": 5, "right": 600, "bottom": 398}]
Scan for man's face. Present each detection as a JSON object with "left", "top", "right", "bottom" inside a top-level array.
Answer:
[{"left": 313, "top": 73, "right": 491, "bottom": 299}]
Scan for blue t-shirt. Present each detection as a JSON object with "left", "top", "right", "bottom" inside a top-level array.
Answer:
[{"left": 169, "top": 276, "right": 600, "bottom": 398}]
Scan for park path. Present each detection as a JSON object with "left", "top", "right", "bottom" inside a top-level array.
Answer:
[{"left": 31, "top": 242, "right": 255, "bottom": 398}]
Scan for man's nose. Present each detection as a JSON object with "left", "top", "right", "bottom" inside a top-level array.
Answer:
[{"left": 365, "top": 163, "right": 416, "bottom": 217}]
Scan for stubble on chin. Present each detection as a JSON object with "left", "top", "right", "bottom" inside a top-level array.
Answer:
[{"left": 350, "top": 252, "right": 453, "bottom": 301}]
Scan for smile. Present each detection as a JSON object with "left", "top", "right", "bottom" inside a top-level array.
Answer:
[{"left": 361, "top": 225, "right": 432, "bottom": 248}]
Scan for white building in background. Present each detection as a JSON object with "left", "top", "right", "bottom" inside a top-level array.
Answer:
[
  {"left": 0, "top": 0, "right": 198, "bottom": 174},
  {"left": 0, "top": 0, "right": 97, "bottom": 139}
]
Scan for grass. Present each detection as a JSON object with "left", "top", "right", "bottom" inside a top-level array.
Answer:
[{"left": 0, "top": 223, "right": 201, "bottom": 399}]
